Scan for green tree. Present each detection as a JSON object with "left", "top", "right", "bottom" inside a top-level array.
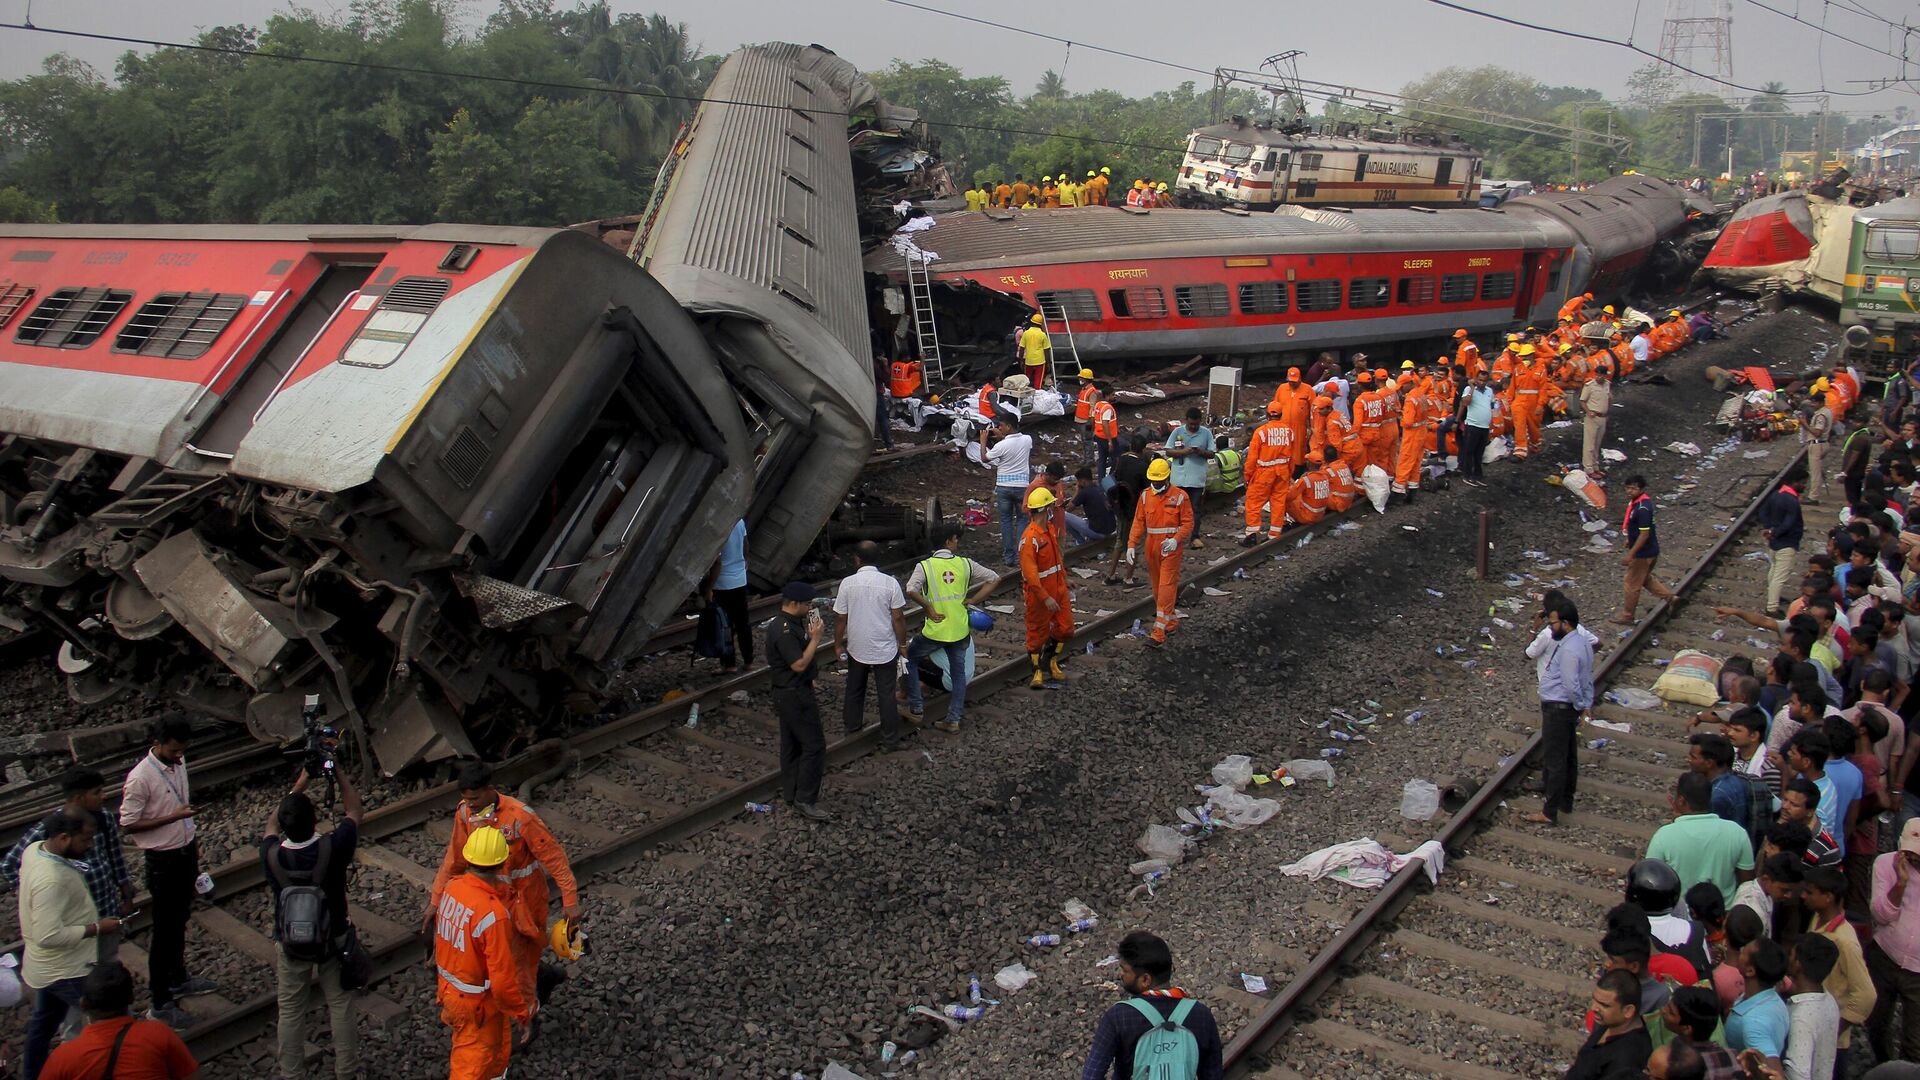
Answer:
[{"left": 0, "top": 187, "right": 57, "bottom": 222}]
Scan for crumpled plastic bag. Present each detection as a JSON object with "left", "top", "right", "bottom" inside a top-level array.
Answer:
[
  {"left": 994, "top": 963, "right": 1037, "bottom": 992},
  {"left": 1483, "top": 439, "right": 1510, "bottom": 465},
  {"left": 1604, "top": 687, "right": 1665, "bottom": 710},
  {"left": 1360, "top": 464, "right": 1392, "bottom": 514},
  {"left": 1137, "top": 823, "right": 1191, "bottom": 864},
  {"left": 1280, "top": 759, "right": 1337, "bottom": 788},
  {"left": 1197, "top": 787, "right": 1281, "bottom": 829},
  {"left": 1210, "top": 754, "right": 1255, "bottom": 791}
]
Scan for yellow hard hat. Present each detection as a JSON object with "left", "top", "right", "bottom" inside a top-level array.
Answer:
[
  {"left": 462, "top": 826, "right": 510, "bottom": 868},
  {"left": 928, "top": 393, "right": 942, "bottom": 405},
  {"left": 1087, "top": 171, "right": 1096, "bottom": 178},
  {"left": 1101, "top": 166, "right": 1112, "bottom": 174},
  {"left": 1812, "top": 377, "right": 1831, "bottom": 393},
  {"left": 1603, "top": 305, "right": 1616, "bottom": 314},
  {"left": 1400, "top": 359, "right": 1415, "bottom": 370},
  {"left": 1558, "top": 343, "right": 1573, "bottom": 354},
  {"left": 1146, "top": 458, "right": 1172, "bottom": 482},
  {"left": 1156, "top": 182, "right": 1168, "bottom": 191},
  {"left": 1030, "top": 313, "right": 1044, "bottom": 325},
  {"left": 1667, "top": 309, "right": 1682, "bottom": 317},
  {"left": 1078, "top": 368, "right": 1094, "bottom": 379},
  {"left": 1517, "top": 344, "right": 1536, "bottom": 356},
  {"left": 1134, "top": 180, "right": 1146, "bottom": 189},
  {"left": 550, "top": 918, "right": 587, "bottom": 961},
  {"left": 1026, "top": 487, "right": 1057, "bottom": 510},
  {"left": 1043, "top": 175, "right": 1053, "bottom": 181}
]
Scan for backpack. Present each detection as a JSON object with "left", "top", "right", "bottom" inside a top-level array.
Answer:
[
  {"left": 693, "top": 602, "right": 734, "bottom": 662},
  {"left": 267, "top": 836, "right": 333, "bottom": 961},
  {"left": 1124, "top": 997, "right": 1201, "bottom": 1080}
]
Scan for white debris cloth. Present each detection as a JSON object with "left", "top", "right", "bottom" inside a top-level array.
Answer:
[{"left": 1279, "top": 837, "right": 1448, "bottom": 889}]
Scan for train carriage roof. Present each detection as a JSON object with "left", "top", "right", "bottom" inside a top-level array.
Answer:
[
  {"left": 864, "top": 205, "right": 1569, "bottom": 275},
  {"left": 1853, "top": 194, "right": 1920, "bottom": 226},
  {"left": 1185, "top": 122, "right": 1473, "bottom": 155}
]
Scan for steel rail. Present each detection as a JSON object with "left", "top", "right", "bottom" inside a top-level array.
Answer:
[{"left": 1218, "top": 443, "right": 1805, "bottom": 1076}]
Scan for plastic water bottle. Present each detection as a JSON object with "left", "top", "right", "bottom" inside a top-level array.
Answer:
[
  {"left": 1587, "top": 738, "right": 1611, "bottom": 751},
  {"left": 881, "top": 1042, "right": 898, "bottom": 1063},
  {"left": 194, "top": 872, "right": 214, "bottom": 896},
  {"left": 1320, "top": 747, "right": 1345, "bottom": 758},
  {"left": 1330, "top": 730, "right": 1354, "bottom": 742},
  {"left": 744, "top": 801, "right": 773, "bottom": 813},
  {"left": 969, "top": 975, "right": 982, "bottom": 1004},
  {"left": 1066, "top": 918, "right": 1098, "bottom": 933},
  {"left": 1404, "top": 710, "right": 1426, "bottom": 724},
  {"left": 943, "top": 1004, "right": 985, "bottom": 1021},
  {"left": 1023, "top": 933, "right": 1062, "bottom": 946},
  {"left": 899, "top": 1051, "right": 919, "bottom": 1067},
  {"left": 686, "top": 703, "right": 700, "bottom": 728},
  {"left": 1130, "top": 618, "right": 1144, "bottom": 636}
]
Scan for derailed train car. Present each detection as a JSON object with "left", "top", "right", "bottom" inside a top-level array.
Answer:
[{"left": 0, "top": 42, "right": 890, "bottom": 773}]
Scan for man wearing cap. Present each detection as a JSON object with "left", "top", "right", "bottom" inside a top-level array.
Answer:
[
  {"left": 1243, "top": 401, "right": 1295, "bottom": 545},
  {"left": 1040, "top": 176, "right": 1058, "bottom": 208},
  {"left": 1803, "top": 383, "right": 1836, "bottom": 505},
  {"left": 903, "top": 525, "right": 999, "bottom": 734},
  {"left": 1393, "top": 365, "right": 1429, "bottom": 501},
  {"left": 434, "top": 825, "right": 530, "bottom": 1080},
  {"left": 1272, "top": 368, "right": 1312, "bottom": 464},
  {"left": 765, "top": 583, "right": 829, "bottom": 819},
  {"left": 1018, "top": 313, "right": 1051, "bottom": 389},
  {"left": 1021, "top": 487, "right": 1074, "bottom": 687},
  {"left": 1510, "top": 346, "right": 1546, "bottom": 459},
  {"left": 1128, "top": 458, "right": 1193, "bottom": 647},
  {"left": 1453, "top": 329, "right": 1482, "bottom": 380},
  {"left": 1560, "top": 291, "right": 1593, "bottom": 324},
  {"left": 1580, "top": 362, "right": 1613, "bottom": 478},
  {"left": 1867, "top": 817, "right": 1920, "bottom": 1063},
  {"left": 1074, "top": 371, "right": 1101, "bottom": 459},
  {"left": 1353, "top": 365, "right": 1385, "bottom": 476}
]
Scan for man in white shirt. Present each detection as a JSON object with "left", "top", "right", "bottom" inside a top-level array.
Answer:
[
  {"left": 119, "top": 714, "right": 216, "bottom": 1027},
  {"left": 982, "top": 415, "right": 1034, "bottom": 567},
  {"left": 1783, "top": 933, "right": 1842, "bottom": 1080},
  {"left": 1630, "top": 324, "right": 1653, "bottom": 370},
  {"left": 833, "top": 542, "right": 909, "bottom": 752}
]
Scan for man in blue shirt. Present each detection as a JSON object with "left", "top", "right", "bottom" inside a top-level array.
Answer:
[
  {"left": 1454, "top": 369, "right": 1495, "bottom": 487},
  {"left": 1758, "top": 484, "right": 1805, "bottom": 618},
  {"left": 702, "top": 519, "right": 752, "bottom": 673},
  {"left": 1725, "top": 937, "right": 1791, "bottom": 1067},
  {"left": 1688, "top": 732, "right": 1752, "bottom": 835},
  {"left": 1791, "top": 725, "right": 1862, "bottom": 857},
  {"left": 1616, "top": 475, "right": 1678, "bottom": 625},
  {"left": 1527, "top": 599, "right": 1595, "bottom": 825},
  {"left": 1165, "top": 408, "right": 1214, "bottom": 550}
]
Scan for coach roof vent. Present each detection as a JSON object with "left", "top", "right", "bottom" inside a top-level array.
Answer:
[
  {"left": 436, "top": 245, "right": 479, "bottom": 273},
  {"left": 381, "top": 276, "right": 452, "bottom": 313}
]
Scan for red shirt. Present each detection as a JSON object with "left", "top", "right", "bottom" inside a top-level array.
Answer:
[{"left": 40, "top": 1017, "right": 197, "bottom": 1080}]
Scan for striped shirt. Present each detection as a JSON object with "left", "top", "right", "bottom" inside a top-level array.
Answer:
[{"left": 0, "top": 809, "right": 131, "bottom": 917}]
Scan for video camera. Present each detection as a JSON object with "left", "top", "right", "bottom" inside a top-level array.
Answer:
[{"left": 302, "top": 693, "right": 339, "bottom": 810}]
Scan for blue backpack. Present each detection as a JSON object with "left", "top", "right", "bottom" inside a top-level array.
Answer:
[{"left": 1125, "top": 997, "right": 1200, "bottom": 1080}]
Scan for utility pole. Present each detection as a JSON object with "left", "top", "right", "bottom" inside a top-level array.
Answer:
[
  {"left": 1813, "top": 96, "right": 1829, "bottom": 177},
  {"left": 1572, "top": 107, "right": 1582, "bottom": 183},
  {"left": 1692, "top": 112, "right": 1704, "bottom": 170},
  {"left": 1726, "top": 117, "right": 1735, "bottom": 179}
]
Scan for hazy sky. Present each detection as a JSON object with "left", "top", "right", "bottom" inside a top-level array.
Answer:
[{"left": 4, "top": 0, "right": 1918, "bottom": 122}]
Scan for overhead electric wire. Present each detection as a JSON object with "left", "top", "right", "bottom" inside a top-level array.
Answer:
[
  {"left": 1733, "top": 0, "right": 1912, "bottom": 69},
  {"left": 0, "top": 21, "right": 1194, "bottom": 155}
]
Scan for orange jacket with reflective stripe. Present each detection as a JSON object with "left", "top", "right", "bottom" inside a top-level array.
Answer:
[
  {"left": 430, "top": 795, "right": 579, "bottom": 942},
  {"left": 433, "top": 873, "right": 530, "bottom": 1020},
  {"left": 1289, "top": 471, "right": 1331, "bottom": 518},
  {"left": 1325, "top": 459, "right": 1358, "bottom": 502},
  {"left": 977, "top": 384, "right": 995, "bottom": 416},
  {"left": 1091, "top": 401, "right": 1119, "bottom": 440},
  {"left": 1357, "top": 391, "right": 1386, "bottom": 430},
  {"left": 1510, "top": 365, "right": 1547, "bottom": 404},
  {"left": 1020, "top": 519, "right": 1068, "bottom": 597},
  {"left": 1455, "top": 340, "right": 1481, "bottom": 378},
  {"left": 1247, "top": 420, "right": 1296, "bottom": 474},
  {"left": 1129, "top": 484, "right": 1194, "bottom": 548},
  {"left": 1075, "top": 385, "right": 1100, "bottom": 421}
]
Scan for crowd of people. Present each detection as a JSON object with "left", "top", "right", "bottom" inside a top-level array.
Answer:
[
  {"left": 960, "top": 169, "right": 1181, "bottom": 211},
  {"left": 4, "top": 715, "right": 588, "bottom": 1080},
  {"left": 1527, "top": 356, "right": 1920, "bottom": 1079}
]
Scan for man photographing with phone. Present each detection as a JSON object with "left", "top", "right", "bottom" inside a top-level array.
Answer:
[{"left": 119, "top": 713, "right": 216, "bottom": 1029}]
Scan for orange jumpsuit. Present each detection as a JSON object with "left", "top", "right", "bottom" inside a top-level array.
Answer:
[
  {"left": 1129, "top": 484, "right": 1194, "bottom": 643},
  {"left": 1558, "top": 295, "right": 1590, "bottom": 323},
  {"left": 1455, "top": 340, "right": 1482, "bottom": 380},
  {"left": 1325, "top": 458, "right": 1358, "bottom": 513},
  {"left": 1011, "top": 181, "right": 1031, "bottom": 207},
  {"left": 1327, "top": 407, "right": 1360, "bottom": 467},
  {"left": 430, "top": 796, "right": 580, "bottom": 1010},
  {"left": 1285, "top": 468, "right": 1332, "bottom": 525},
  {"left": 1491, "top": 350, "right": 1517, "bottom": 385},
  {"left": 1243, "top": 419, "right": 1295, "bottom": 538},
  {"left": 1357, "top": 390, "right": 1392, "bottom": 477},
  {"left": 1834, "top": 371, "right": 1860, "bottom": 413},
  {"left": 1020, "top": 517, "right": 1073, "bottom": 652},
  {"left": 1306, "top": 403, "right": 1332, "bottom": 464},
  {"left": 1509, "top": 362, "right": 1546, "bottom": 458},
  {"left": 1041, "top": 184, "right": 1059, "bottom": 208},
  {"left": 1378, "top": 381, "right": 1404, "bottom": 476},
  {"left": 1609, "top": 340, "right": 1635, "bottom": 378},
  {"left": 1394, "top": 385, "right": 1429, "bottom": 492},
  {"left": 1273, "top": 383, "right": 1312, "bottom": 457},
  {"left": 435, "top": 873, "right": 531, "bottom": 1080},
  {"left": 994, "top": 183, "right": 1012, "bottom": 209}
]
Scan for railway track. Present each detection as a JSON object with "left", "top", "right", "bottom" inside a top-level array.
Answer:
[{"left": 1218, "top": 446, "right": 1805, "bottom": 1079}]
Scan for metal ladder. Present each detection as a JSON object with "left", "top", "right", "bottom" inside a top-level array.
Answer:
[
  {"left": 1043, "top": 307, "right": 1084, "bottom": 387},
  {"left": 905, "top": 251, "right": 945, "bottom": 385}
]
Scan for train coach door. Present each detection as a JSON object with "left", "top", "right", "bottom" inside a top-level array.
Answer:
[
  {"left": 187, "top": 262, "right": 375, "bottom": 459},
  {"left": 1515, "top": 252, "right": 1545, "bottom": 320},
  {"left": 1435, "top": 158, "right": 1453, "bottom": 190}
]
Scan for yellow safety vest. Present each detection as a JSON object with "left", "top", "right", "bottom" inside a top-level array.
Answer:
[{"left": 920, "top": 554, "right": 971, "bottom": 642}]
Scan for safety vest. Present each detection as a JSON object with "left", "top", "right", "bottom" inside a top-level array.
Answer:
[
  {"left": 1091, "top": 401, "right": 1119, "bottom": 440},
  {"left": 919, "top": 554, "right": 972, "bottom": 643},
  {"left": 1076, "top": 385, "right": 1100, "bottom": 421},
  {"left": 1209, "top": 448, "right": 1244, "bottom": 493},
  {"left": 890, "top": 360, "right": 922, "bottom": 399},
  {"left": 977, "top": 384, "right": 996, "bottom": 416}
]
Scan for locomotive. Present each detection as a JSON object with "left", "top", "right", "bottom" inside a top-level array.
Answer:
[
  {"left": 1173, "top": 117, "right": 1483, "bottom": 210},
  {"left": 0, "top": 42, "right": 898, "bottom": 774},
  {"left": 869, "top": 175, "right": 1711, "bottom": 371}
]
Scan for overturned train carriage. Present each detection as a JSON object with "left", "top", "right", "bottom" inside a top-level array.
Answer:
[{"left": 0, "top": 226, "right": 760, "bottom": 775}]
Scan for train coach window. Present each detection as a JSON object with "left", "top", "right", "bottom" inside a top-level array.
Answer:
[
  {"left": 1035, "top": 289, "right": 1101, "bottom": 322},
  {"left": 1191, "top": 136, "right": 1223, "bottom": 159},
  {"left": 1297, "top": 154, "right": 1323, "bottom": 172},
  {"left": 1174, "top": 283, "right": 1230, "bottom": 318},
  {"left": 1867, "top": 225, "right": 1920, "bottom": 261},
  {"left": 1222, "top": 142, "right": 1253, "bottom": 166},
  {"left": 1348, "top": 278, "right": 1391, "bottom": 309},
  {"left": 1237, "top": 281, "right": 1289, "bottom": 315},
  {"left": 0, "top": 282, "right": 33, "bottom": 328},
  {"left": 1440, "top": 274, "right": 1477, "bottom": 303},
  {"left": 1295, "top": 280, "right": 1341, "bottom": 312},
  {"left": 1107, "top": 286, "right": 1168, "bottom": 319},
  {"left": 1396, "top": 276, "right": 1436, "bottom": 306},
  {"left": 1480, "top": 272, "right": 1517, "bottom": 301},
  {"left": 113, "top": 292, "right": 247, "bottom": 359},
  {"left": 16, "top": 287, "right": 133, "bottom": 349}
]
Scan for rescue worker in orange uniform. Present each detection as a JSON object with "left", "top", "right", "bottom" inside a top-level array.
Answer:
[
  {"left": 1284, "top": 461, "right": 1332, "bottom": 525},
  {"left": 434, "top": 826, "right": 532, "bottom": 1080},
  {"left": 1454, "top": 329, "right": 1482, "bottom": 380},
  {"left": 1491, "top": 340, "right": 1519, "bottom": 385},
  {"left": 1353, "top": 369, "right": 1385, "bottom": 476},
  {"left": 1376, "top": 367, "right": 1404, "bottom": 478},
  {"left": 1020, "top": 487, "right": 1073, "bottom": 688},
  {"left": 1393, "top": 367, "right": 1429, "bottom": 499},
  {"left": 1607, "top": 331, "right": 1635, "bottom": 378},
  {"left": 976, "top": 380, "right": 997, "bottom": 420},
  {"left": 1040, "top": 177, "right": 1059, "bottom": 208},
  {"left": 1271, "top": 367, "right": 1313, "bottom": 458},
  {"left": 1010, "top": 175, "right": 1031, "bottom": 208},
  {"left": 1559, "top": 291, "right": 1593, "bottom": 325},
  {"left": 1830, "top": 365, "right": 1859, "bottom": 414},
  {"left": 1074, "top": 369, "right": 1101, "bottom": 453},
  {"left": 429, "top": 760, "right": 581, "bottom": 1040},
  {"left": 993, "top": 180, "right": 1012, "bottom": 209},
  {"left": 1508, "top": 351, "right": 1547, "bottom": 460},
  {"left": 1323, "top": 445, "right": 1358, "bottom": 513},
  {"left": 1089, "top": 395, "right": 1120, "bottom": 480},
  {"left": 1242, "top": 401, "right": 1295, "bottom": 545},
  {"left": 1128, "top": 458, "right": 1193, "bottom": 647},
  {"left": 1325, "top": 393, "right": 1358, "bottom": 468},
  {"left": 1306, "top": 394, "right": 1335, "bottom": 464}
]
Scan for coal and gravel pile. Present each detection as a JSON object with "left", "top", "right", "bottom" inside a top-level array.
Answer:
[{"left": 170, "top": 298, "right": 1835, "bottom": 1080}]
